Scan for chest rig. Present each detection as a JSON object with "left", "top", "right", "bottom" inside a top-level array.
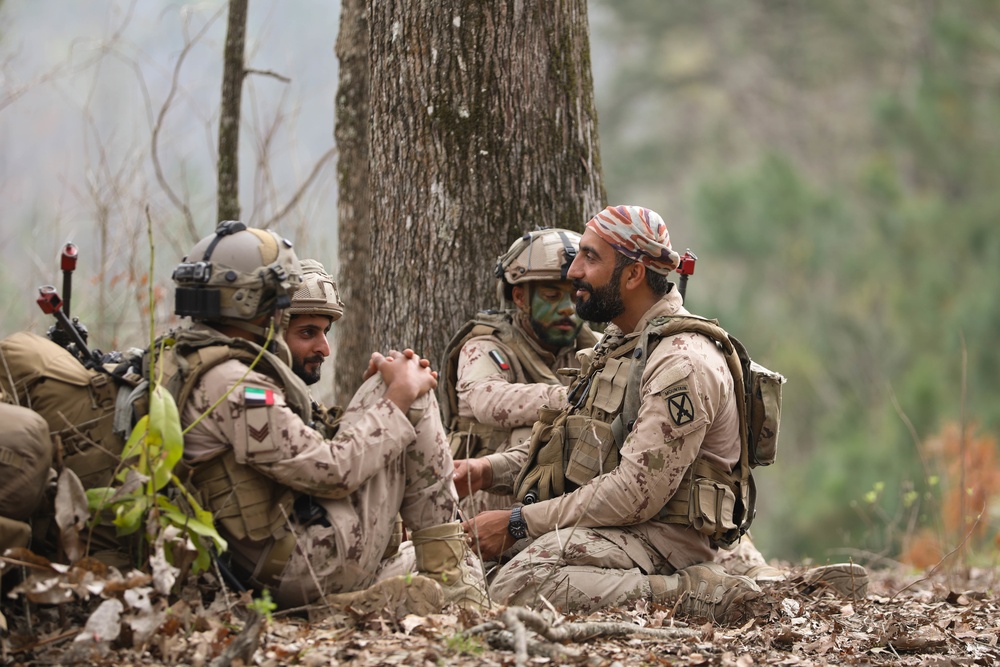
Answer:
[
  {"left": 515, "top": 315, "right": 759, "bottom": 548},
  {"left": 155, "top": 327, "right": 314, "bottom": 587}
]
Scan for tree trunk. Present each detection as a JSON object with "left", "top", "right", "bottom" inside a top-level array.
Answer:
[
  {"left": 364, "top": 0, "right": 605, "bottom": 368},
  {"left": 333, "top": 0, "right": 372, "bottom": 403},
  {"left": 217, "top": 0, "right": 248, "bottom": 223}
]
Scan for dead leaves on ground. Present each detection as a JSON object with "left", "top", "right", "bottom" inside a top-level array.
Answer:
[{"left": 1, "top": 560, "right": 999, "bottom": 666}]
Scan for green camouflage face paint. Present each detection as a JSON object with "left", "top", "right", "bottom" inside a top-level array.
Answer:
[{"left": 529, "top": 281, "right": 583, "bottom": 350}]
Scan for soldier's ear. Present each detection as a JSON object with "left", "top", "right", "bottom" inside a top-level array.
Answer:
[{"left": 511, "top": 285, "right": 530, "bottom": 312}]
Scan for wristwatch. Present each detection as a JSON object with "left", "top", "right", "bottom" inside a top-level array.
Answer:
[{"left": 508, "top": 506, "right": 528, "bottom": 540}]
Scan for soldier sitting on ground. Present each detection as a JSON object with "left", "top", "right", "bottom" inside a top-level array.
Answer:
[
  {"left": 446, "top": 229, "right": 597, "bottom": 516},
  {"left": 158, "top": 221, "right": 487, "bottom": 612},
  {"left": 465, "top": 205, "right": 763, "bottom": 622}
]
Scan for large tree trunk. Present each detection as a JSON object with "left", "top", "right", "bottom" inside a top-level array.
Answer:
[
  {"left": 333, "top": 0, "right": 372, "bottom": 403},
  {"left": 363, "top": 0, "right": 605, "bottom": 368},
  {"left": 217, "top": 0, "right": 248, "bottom": 223}
]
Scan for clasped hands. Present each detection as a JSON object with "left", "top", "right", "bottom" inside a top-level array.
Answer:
[{"left": 365, "top": 348, "right": 437, "bottom": 413}]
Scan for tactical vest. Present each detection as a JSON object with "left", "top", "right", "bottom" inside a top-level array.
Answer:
[
  {"left": 154, "top": 327, "right": 313, "bottom": 587},
  {"left": 441, "top": 311, "right": 597, "bottom": 459},
  {"left": 515, "top": 315, "right": 783, "bottom": 548}
]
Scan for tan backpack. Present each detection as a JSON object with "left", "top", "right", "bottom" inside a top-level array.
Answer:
[{"left": 0, "top": 331, "right": 131, "bottom": 489}]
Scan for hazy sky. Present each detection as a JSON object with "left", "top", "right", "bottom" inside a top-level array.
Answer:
[{"left": 0, "top": 0, "right": 341, "bottom": 331}]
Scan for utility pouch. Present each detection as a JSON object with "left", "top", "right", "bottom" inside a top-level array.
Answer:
[
  {"left": 689, "top": 477, "right": 738, "bottom": 539},
  {"left": 591, "top": 356, "right": 631, "bottom": 414},
  {"left": 747, "top": 361, "right": 784, "bottom": 467},
  {"left": 563, "top": 416, "right": 617, "bottom": 487}
]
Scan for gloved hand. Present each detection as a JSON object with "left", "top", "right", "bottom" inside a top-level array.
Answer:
[{"left": 514, "top": 409, "right": 567, "bottom": 503}]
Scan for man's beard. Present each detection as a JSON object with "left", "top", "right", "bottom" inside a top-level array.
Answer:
[
  {"left": 573, "top": 262, "right": 627, "bottom": 323},
  {"left": 292, "top": 355, "right": 325, "bottom": 385}
]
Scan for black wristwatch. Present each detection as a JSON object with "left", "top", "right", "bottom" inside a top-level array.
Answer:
[{"left": 508, "top": 506, "right": 528, "bottom": 540}]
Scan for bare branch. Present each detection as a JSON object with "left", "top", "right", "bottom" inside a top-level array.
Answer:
[
  {"left": 151, "top": 6, "right": 224, "bottom": 243},
  {"left": 261, "top": 146, "right": 337, "bottom": 230},
  {"left": 244, "top": 68, "right": 291, "bottom": 83}
]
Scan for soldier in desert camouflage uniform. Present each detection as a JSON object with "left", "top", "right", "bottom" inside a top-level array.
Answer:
[
  {"left": 446, "top": 229, "right": 597, "bottom": 516},
  {"left": 160, "top": 222, "right": 486, "bottom": 612},
  {"left": 465, "top": 205, "right": 763, "bottom": 621}
]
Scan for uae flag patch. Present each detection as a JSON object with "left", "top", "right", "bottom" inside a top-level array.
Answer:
[{"left": 244, "top": 387, "right": 275, "bottom": 407}]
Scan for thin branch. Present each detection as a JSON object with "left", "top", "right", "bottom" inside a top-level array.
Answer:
[
  {"left": 245, "top": 68, "right": 292, "bottom": 83},
  {"left": 150, "top": 7, "right": 225, "bottom": 243},
  {"left": 261, "top": 146, "right": 338, "bottom": 229}
]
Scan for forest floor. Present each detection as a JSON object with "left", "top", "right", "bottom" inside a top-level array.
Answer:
[{"left": 2, "top": 558, "right": 998, "bottom": 666}]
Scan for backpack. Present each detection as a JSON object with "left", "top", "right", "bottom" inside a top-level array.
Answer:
[
  {"left": 619, "top": 315, "right": 785, "bottom": 468},
  {"left": 0, "top": 331, "right": 134, "bottom": 490}
]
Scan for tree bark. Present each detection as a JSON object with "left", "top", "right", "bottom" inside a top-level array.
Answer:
[
  {"left": 333, "top": 0, "right": 373, "bottom": 403},
  {"left": 364, "top": 0, "right": 605, "bottom": 368},
  {"left": 217, "top": 0, "right": 248, "bottom": 223}
]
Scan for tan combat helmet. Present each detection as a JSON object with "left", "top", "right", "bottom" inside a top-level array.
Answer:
[
  {"left": 282, "top": 259, "right": 344, "bottom": 326},
  {"left": 495, "top": 228, "right": 581, "bottom": 308},
  {"left": 173, "top": 221, "right": 302, "bottom": 328}
]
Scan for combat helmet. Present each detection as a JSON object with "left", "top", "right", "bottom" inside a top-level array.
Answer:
[
  {"left": 495, "top": 228, "right": 581, "bottom": 307},
  {"left": 173, "top": 221, "right": 302, "bottom": 331},
  {"left": 282, "top": 259, "right": 344, "bottom": 326}
]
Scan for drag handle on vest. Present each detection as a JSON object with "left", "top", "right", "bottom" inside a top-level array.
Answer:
[
  {"left": 36, "top": 285, "right": 101, "bottom": 370},
  {"left": 676, "top": 249, "right": 697, "bottom": 302}
]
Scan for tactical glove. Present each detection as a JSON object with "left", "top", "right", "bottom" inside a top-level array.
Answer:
[{"left": 514, "top": 407, "right": 567, "bottom": 503}]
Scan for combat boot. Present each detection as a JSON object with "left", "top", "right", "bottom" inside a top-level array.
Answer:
[
  {"left": 322, "top": 574, "right": 443, "bottom": 617},
  {"left": 797, "top": 563, "right": 868, "bottom": 599},
  {"left": 649, "top": 562, "right": 762, "bottom": 624},
  {"left": 412, "top": 521, "right": 490, "bottom": 611}
]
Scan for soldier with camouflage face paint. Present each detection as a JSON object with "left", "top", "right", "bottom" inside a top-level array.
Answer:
[
  {"left": 159, "top": 222, "right": 487, "bottom": 613},
  {"left": 464, "top": 205, "right": 764, "bottom": 622},
  {"left": 445, "top": 230, "right": 598, "bottom": 517}
]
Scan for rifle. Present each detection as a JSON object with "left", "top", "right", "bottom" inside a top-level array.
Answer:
[
  {"left": 36, "top": 285, "right": 103, "bottom": 370},
  {"left": 676, "top": 249, "right": 697, "bottom": 302}
]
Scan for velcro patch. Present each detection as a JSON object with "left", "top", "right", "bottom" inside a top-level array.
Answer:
[{"left": 244, "top": 387, "right": 275, "bottom": 408}]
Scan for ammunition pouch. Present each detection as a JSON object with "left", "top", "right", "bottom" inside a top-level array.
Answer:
[
  {"left": 188, "top": 449, "right": 298, "bottom": 588},
  {"left": 656, "top": 458, "right": 754, "bottom": 548},
  {"left": 563, "top": 416, "right": 618, "bottom": 487}
]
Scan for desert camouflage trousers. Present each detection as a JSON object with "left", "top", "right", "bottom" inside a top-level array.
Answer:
[
  {"left": 489, "top": 525, "right": 674, "bottom": 613},
  {"left": 273, "top": 376, "right": 459, "bottom": 608}
]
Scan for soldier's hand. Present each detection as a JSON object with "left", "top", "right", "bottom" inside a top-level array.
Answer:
[
  {"left": 374, "top": 350, "right": 438, "bottom": 413},
  {"left": 453, "top": 458, "right": 493, "bottom": 498},
  {"left": 463, "top": 510, "right": 513, "bottom": 561},
  {"left": 364, "top": 348, "right": 438, "bottom": 381}
]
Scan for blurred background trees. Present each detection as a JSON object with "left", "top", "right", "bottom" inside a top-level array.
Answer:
[
  {"left": 2, "top": 0, "right": 999, "bottom": 565},
  {"left": 591, "top": 0, "right": 1000, "bottom": 563}
]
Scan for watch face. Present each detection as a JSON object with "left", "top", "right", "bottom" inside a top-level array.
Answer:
[
  {"left": 508, "top": 508, "right": 528, "bottom": 540},
  {"left": 508, "top": 521, "right": 528, "bottom": 540}
]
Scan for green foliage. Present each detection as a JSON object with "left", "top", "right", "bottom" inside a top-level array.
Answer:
[
  {"left": 86, "top": 383, "right": 227, "bottom": 574},
  {"left": 248, "top": 589, "right": 277, "bottom": 622},
  {"left": 445, "top": 633, "right": 485, "bottom": 656}
]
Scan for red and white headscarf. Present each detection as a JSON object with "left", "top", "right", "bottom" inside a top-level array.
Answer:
[{"left": 585, "top": 205, "right": 680, "bottom": 275}]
